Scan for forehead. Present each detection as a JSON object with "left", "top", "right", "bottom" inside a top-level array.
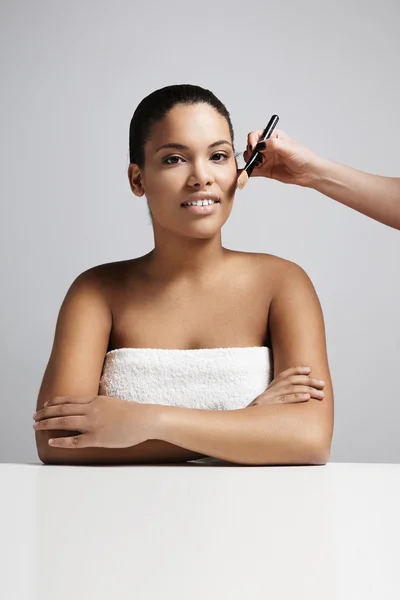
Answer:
[{"left": 148, "top": 103, "right": 231, "bottom": 148}]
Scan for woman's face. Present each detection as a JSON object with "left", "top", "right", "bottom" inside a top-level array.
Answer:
[{"left": 134, "top": 103, "right": 238, "bottom": 238}]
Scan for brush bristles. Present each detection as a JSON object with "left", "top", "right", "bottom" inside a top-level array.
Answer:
[{"left": 236, "top": 169, "right": 249, "bottom": 190}]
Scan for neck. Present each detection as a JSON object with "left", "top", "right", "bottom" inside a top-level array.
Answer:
[{"left": 143, "top": 233, "right": 228, "bottom": 283}]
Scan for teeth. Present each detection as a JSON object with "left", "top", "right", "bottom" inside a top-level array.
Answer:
[{"left": 183, "top": 199, "right": 218, "bottom": 207}]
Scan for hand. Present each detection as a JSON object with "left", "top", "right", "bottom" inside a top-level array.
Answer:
[
  {"left": 247, "top": 366, "right": 325, "bottom": 407},
  {"left": 242, "top": 128, "right": 320, "bottom": 187},
  {"left": 33, "top": 395, "right": 156, "bottom": 449}
]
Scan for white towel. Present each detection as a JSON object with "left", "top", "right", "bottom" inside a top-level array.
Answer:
[{"left": 98, "top": 346, "right": 272, "bottom": 411}]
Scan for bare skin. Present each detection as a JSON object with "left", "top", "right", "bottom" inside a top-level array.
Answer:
[
  {"left": 35, "top": 103, "right": 333, "bottom": 465},
  {"left": 35, "top": 251, "right": 276, "bottom": 464},
  {"left": 104, "top": 251, "right": 271, "bottom": 353},
  {"left": 245, "top": 128, "right": 400, "bottom": 231}
]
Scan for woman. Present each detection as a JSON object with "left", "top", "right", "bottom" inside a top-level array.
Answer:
[
  {"left": 33, "top": 84, "right": 334, "bottom": 466},
  {"left": 246, "top": 128, "right": 400, "bottom": 230}
]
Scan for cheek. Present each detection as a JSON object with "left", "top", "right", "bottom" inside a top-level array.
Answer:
[
  {"left": 218, "top": 163, "right": 238, "bottom": 192},
  {"left": 140, "top": 172, "right": 168, "bottom": 201},
  {"left": 145, "top": 167, "right": 184, "bottom": 193}
]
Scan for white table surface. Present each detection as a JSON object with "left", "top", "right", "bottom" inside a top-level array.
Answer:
[{"left": 1, "top": 461, "right": 399, "bottom": 599}]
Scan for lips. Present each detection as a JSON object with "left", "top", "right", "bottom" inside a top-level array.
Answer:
[{"left": 180, "top": 191, "right": 221, "bottom": 207}]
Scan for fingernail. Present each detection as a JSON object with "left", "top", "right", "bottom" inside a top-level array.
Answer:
[{"left": 256, "top": 141, "right": 266, "bottom": 150}]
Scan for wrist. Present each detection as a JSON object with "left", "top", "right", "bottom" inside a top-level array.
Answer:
[
  {"left": 304, "top": 155, "right": 333, "bottom": 190},
  {"left": 145, "top": 403, "right": 169, "bottom": 440}
]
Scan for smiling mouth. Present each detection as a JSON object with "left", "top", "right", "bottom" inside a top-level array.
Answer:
[{"left": 181, "top": 200, "right": 221, "bottom": 207}]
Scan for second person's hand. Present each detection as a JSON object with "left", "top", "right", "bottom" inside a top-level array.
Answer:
[{"left": 242, "top": 128, "right": 320, "bottom": 188}]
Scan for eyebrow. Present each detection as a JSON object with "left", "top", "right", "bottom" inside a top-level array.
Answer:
[{"left": 155, "top": 140, "right": 232, "bottom": 153}]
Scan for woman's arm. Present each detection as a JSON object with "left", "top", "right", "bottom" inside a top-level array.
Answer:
[
  {"left": 36, "top": 269, "right": 205, "bottom": 465},
  {"left": 148, "top": 261, "right": 334, "bottom": 465},
  {"left": 309, "top": 157, "right": 400, "bottom": 230}
]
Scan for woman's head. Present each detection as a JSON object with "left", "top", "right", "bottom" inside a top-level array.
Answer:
[{"left": 128, "top": 84, "right": 238, "bottom": 239}]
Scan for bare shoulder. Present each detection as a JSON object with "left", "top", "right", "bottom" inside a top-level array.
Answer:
[
  {"left": 73, "top": 257, "right": 143, "bottom": 296},
  {"left": 239, "top": 251, "right": 315, "bottom": 293},
  {"left": 78, "top": 257, "right": 138, "bottom": 281}
]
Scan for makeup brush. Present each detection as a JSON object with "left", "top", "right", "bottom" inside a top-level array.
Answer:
[{"left": 236, "top": 114, "right": 279, "bottom": 190}]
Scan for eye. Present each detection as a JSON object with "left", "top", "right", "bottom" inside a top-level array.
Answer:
[
  {"left": 163, "top": 155, "right": 185, "bottom": 165},
  {"left": 211, "top": 152, "right": 229, "bottom": 162}
]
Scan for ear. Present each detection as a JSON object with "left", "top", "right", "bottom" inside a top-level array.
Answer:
[{"left": 128, "top": 163, "right": 145, "bottom": 197}]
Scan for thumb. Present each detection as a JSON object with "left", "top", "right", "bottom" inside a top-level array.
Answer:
[{"left": 247, "top": 129, "right": 264, "bottom": 152}]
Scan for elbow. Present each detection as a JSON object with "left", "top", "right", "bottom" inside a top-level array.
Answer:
[
  {"left": 308, "top": 444, "right": 331, "bottom": 465},
  {"left": 36, "top": 432, "right": 51, "bottom": 464},
  {"left": 237, "top": 438, "right": 331, "bottom": 467},
  {"left": 307, "top": 432, "right": 332, "bottom": 465},
  {"left": 36, "top": 432, "right": 73, "bottom": 465},
  {"left": 37, "top": 448, "right": 53, "bottom": 465},
  {"left": 36, "top": 437, "right": 57, "bottom": 465},
  {"left": 38, "top": 452, "right": 55, "bottom": 465}
]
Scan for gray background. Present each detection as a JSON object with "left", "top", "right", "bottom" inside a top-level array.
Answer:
[{"left": 1, "top": 0, "right": 399, "bottom": 464}]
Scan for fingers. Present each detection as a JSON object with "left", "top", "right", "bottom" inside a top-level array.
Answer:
[
  {"left": 276, "top": 375, "right": 325, "bottom": 390},
  {"left": 44, "top": 395, "right": 96, "bottom": 407},
  {"left": 247, "top": 128, "right": 285, "bottom": 152},
  {"left": 247, "top": 391, "right": 311, "bottom": 407},
  {"left": 47, "top": 433, "right": 95, "bottom": 449},
  {"left": 269, "top": 366, "right": 326, "bottom": 401},
  {"left": 248, "top": 364, "right": 327, "bottom": 408},
  {"left": 273, "top": 392, "right": 310, "bottom": 404},
  {"left": 247, "top": 129, "right": 264, "bottom": 152},
  {"left": 271, "top": 366, "right": 312, "bottom": 384},
  {"left": 281, "top": 384, "right": 325, "bottom": 400},
  {"left": 269, "top": 393, "right": 312, "bottom": 404},
  {"left": 33, "top": 403, "right": 87, "bottom": 421},
  {"left": 33, "top": 415, "right": 88, "bottom": 432}
]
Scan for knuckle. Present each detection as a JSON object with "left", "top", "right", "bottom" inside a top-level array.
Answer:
[
  {"left": 71, "top": 436, "right": 80, "bottom": 446},
  {"left": 59, "top": 417, "right": 69, "bottom": 427}
]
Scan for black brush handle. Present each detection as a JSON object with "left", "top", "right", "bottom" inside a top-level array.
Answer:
[{"left": 244, "top": 114, "right": 279, "bottom": 178}]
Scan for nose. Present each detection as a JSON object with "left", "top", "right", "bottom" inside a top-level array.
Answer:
[{"left": 187, "top": 159, "right": 215, "bottom": 188}]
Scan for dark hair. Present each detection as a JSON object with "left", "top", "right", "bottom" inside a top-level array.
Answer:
[{"left": 129, "top": 84, "right": 235, "bottom": 167}]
